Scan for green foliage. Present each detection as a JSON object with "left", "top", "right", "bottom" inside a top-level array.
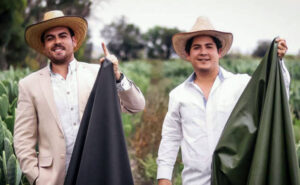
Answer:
[
  {"left": 0, "top": 81, "right": 8, "bottom": 96},
  {"left": 0, "top": 119, "right": 4, "bottom": 152},
  {"left": 0, "top": 94, "right": 9, "bottom": 119},
  {"left": 122, "top": 112, "right": 143, "bottom": 138},
  {"left": 7, "top": 155, "right": 22, "bottom": 185},
  {"left": 252, "top": 40, "right": 272, "bottom": 58},
  {"left": 120, "top": 60, "right": 152, "bottom": 94},
  {"left": 0, "top": 68, "right": 29, "bottom": 184},
  {"left": 120, "top": 61, "right": 151, "bottom": 138},
  {"left": 163, "top": 59, "right": 193, "bottom": 93},
  {"left": 220, "top": 57, "right": 260, "bottom": 75},
  {"left": 138, "top": 154, "right": 157, "bottom": 181},
  {"left": 297, "top": 144, "right": 300, "bottom": 168},
  {"left": 101, "top": 16, "right": 144, "bottom": 61},
  {"left": 143, "top": 26, "right": 182, "bottom": 59}
]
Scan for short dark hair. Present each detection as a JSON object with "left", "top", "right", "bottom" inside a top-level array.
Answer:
[
  {"left": 41, "top": 27, "right": 75, "bottom": 43},
  {"left": 185, "top": 35, "right": 222, "bottom": 54}
]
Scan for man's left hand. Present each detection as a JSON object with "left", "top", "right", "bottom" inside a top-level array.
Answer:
[
  {"left": 275, "top": 38, "right": 288, "bottom": 60},
  {"left": 100, "top": 42, "right": 121, "bottom": 81}
]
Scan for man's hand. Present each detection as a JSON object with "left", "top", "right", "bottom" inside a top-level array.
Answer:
[
  {"left": 100, "top": 42, "right": 121, "bottom": 81},
  {"left": 158, "top": 179, "right": 172, "bottom": 185},
  {"left": 275, "top": 38, "right": 288, "bottom": 60}
]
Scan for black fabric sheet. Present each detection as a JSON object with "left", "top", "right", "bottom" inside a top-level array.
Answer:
[{"left": 64, "top": 59, "right": 134, "bottom": 185}]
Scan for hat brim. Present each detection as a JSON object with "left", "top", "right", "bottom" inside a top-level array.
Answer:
[
  {"left": 172, "top": 30, "right": 233, "bottom": 60},
  {"left": 25, "top": 16, "right": 88, "bottom": 55}
]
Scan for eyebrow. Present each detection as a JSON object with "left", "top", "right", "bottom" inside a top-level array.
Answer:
[
  {"left": 191, "top": 43, "right": 214, "bottom": 47},
  {"left": 44, "top": 31, "right": 68, "bottom": 39}
]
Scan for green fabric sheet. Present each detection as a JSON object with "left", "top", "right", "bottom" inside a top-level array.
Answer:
[{"left": 212, "top": 39, "right": 300, "bottom": 185}]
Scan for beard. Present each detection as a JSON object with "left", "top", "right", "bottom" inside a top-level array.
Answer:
[{"left": 46, "top": 43, "right": 74, "bottom": 65}]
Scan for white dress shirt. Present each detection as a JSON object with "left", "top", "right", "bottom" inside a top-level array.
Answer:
[
  {"left": 49, "top": 59, "right": 131, "bottom": 171},
  {"left": 157, "top": 61, "right": 290, "bottom": 185}
]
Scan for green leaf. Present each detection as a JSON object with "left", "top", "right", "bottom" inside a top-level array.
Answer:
[
  {"left": 3, "top": 138, "right": 13, "bottom": 164},
  {"left": 297, "top": 145, "right": 300, "bottom": 168},
  {"left": 0, "top": 155, "right": 2, "bottom": 182},
  {"left": 0, "top": 118, "right": 4, "bottom": 152},
  {"left": 0, "top": 81, "right": 8, "bottom": 97},
  {"left": 9, "top": 98, "right": 17, "bottom": 116},
  {"left": 7, "top": 155, "right": 22, "bottom": 185},
  {"left": 11, "top": 81, "right": 18, "bottom": 101},
  {"left": 4, "top": 116, "right": 14, "bottom": 134},
  {"left": 0, "top": 94, "right": 9, "bottom": 119},
  {"left": 2, "top": 151, "right": 7, "bottom": 182},
  {"left": 4, "top": 129, "right": 13, "bottom": 144}
]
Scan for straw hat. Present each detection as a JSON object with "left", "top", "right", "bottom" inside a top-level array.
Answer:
[
  {"left": 172, "top": 16, "right": 233, "bottom": 59},
  {"left": 25, "top": 10, "right": 88, "bottom": 55}
]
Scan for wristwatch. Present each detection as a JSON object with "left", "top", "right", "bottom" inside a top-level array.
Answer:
[{"left": 116, "top": 73, "right": 124, "bottom": 83}]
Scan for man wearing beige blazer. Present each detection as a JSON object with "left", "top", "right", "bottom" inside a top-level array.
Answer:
[{"left": 13, "top": 10, "right": 145, "bottom": 185}]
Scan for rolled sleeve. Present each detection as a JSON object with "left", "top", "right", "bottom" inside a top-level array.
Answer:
[{"left": 116, "top": 75, "right": 132, "bottom": 91}]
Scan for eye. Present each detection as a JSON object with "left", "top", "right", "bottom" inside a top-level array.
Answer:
[
  {"left": 59, "top": 35, "right": 67, "bottom": 39},
  {"left": 192, "top": 45, "right": 200, "bottom": 50},
  {"left": 45, "top": 36, "right": 54, "bottom": 41}
]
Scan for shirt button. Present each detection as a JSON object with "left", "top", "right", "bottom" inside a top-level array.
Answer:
[
  {"left": 73, "top": 122, "right": 76, "bottom": 126},
  {"left": 67, "top": 91, "right": 70, "bottom": 95},
  {"left": 71, "top": 107, "right": 74, "bottom": 111}
]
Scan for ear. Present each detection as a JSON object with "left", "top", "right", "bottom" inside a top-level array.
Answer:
[
  {"left": 185, "top": 51, "right": 191, "bottom": 61},
  {"left": 72, "top": 36, "right": 77, "bottom": 48},
  {"left": 218, "top": 48, "right": 222, "bottom": 58}
]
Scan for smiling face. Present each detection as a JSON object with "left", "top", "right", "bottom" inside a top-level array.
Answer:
[
  {"left": 42, "top": 26, "right": 77, "bottom": 65},
  {"left": 186, "top": 35, "right": 222, "bottom": 74}
]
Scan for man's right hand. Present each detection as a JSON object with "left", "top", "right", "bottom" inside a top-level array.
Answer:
[{"left": 158, "top": 179, "right": 172, "bottom": 185}]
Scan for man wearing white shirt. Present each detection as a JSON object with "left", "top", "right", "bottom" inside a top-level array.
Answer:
[
  {"left": 157, "top": 17, "right": 289, "bottom": 185},
  {"left": 14, "top": 10, "right": 145, "bottom": 185}
]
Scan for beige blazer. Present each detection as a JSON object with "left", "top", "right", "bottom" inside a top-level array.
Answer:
[{"left": 13, "top": 61, "right": 145, "bottom": 185}]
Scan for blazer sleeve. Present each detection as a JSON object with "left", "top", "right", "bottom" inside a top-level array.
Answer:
[
  {"left": 118, "top": 81, "right": 145, "bottom": 113},
  {"left": 14, "top": 80, "right": 39, "bottom": 185}
]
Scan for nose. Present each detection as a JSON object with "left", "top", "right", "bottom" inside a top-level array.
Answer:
[
  {"left": 54, "top": 37, "right": 62, "bottom": 44},
  {"left": 199, "top": 48, "right": 208, "bottom": 55}
]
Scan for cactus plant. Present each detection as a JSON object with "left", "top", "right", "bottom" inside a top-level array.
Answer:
[
  {"left": 0, "top": 94, "right": 9, "bottom": 119},
  {"left": 0, "top": 81, "right": 7, "bottom": 97},
  {"left": 2, "top": 151, "right": 7, "bottom": 183},
  {"left": 0, "top": 120, "right": 4, "bottom": 153},
  {"left": 7, "top": 155, "right": 22, "bottom": 185},
  {"left": 4, "top": 138, "right": 13, "bottom": 164},
  {"left": 4, "top": 116, "right": 14, "bottom": 135}
]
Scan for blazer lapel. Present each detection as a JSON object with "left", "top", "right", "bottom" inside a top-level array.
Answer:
[
  {"left": 77, "top": 62, "right": 89, "bottom": 120},
  {"left": 39, "top": 67, "right": 64, "bottom": 134},
  {"left": 76, "top": 62, "right": 101, "bottom": 120}
]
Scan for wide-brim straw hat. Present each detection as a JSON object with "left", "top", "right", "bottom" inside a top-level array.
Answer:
[
  {"left": 25, "top": 10, "right": 88, "bottom": 55},
  {"left": 172, "top": 16, "right": 233, "bottom": 60}
]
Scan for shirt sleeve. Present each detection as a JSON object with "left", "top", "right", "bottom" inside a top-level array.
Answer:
[
  {"left": 157, "top": 92, "right": 182, "bottom": 180},
  {"left": 279, "top": 59, "right": 291, "bottom": 99},
  {"left": 116, "top": 75, "right": 132, "bottom": 91}
]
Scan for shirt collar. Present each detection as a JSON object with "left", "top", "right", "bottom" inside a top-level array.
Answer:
[
  {"left": 184, "top": 66, "right": 233, "bottom": 86},
  {"left": 48, "top": 59, "right": 77, "bottom": 75}
]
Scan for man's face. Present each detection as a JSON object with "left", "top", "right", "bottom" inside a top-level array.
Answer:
[
  {"left": 186, "top": 35, "right": 221, "bottom": 73},
  {"left": 43, "top": 26, "right": 77, "bottom": 65}
]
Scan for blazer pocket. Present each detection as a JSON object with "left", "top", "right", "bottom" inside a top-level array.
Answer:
[{"left": 38, "top": 156, "right": 53, "bottom": 167}]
